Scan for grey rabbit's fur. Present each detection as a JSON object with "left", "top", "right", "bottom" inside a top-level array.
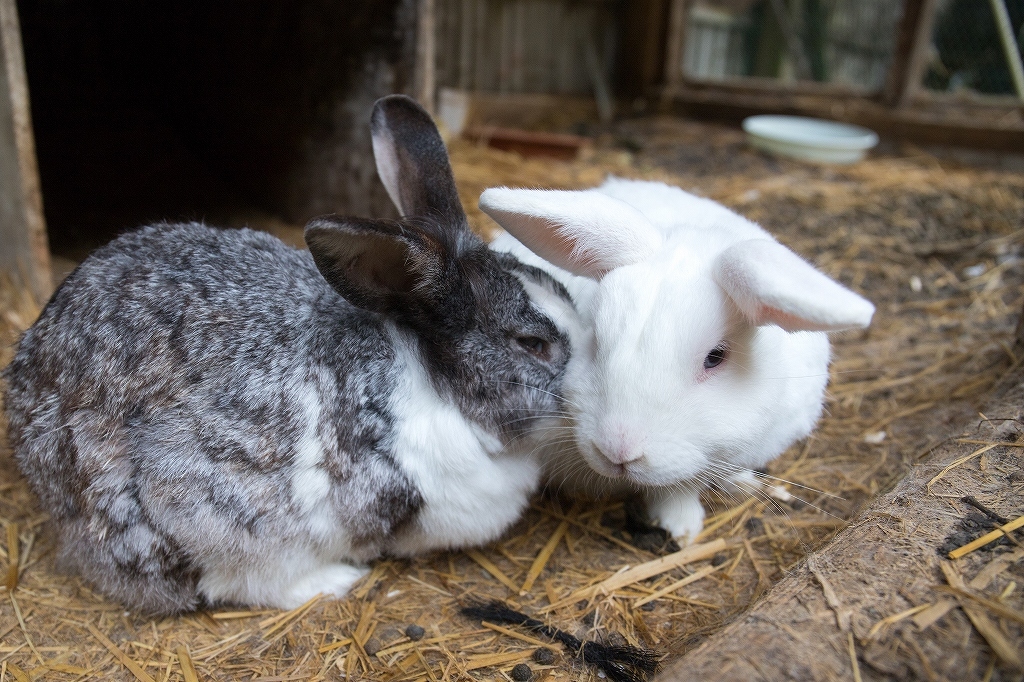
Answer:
[{"left": 3, "top": 95, "right": 574, "bottom": 615}]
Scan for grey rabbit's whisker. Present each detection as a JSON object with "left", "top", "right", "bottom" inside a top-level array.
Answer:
[
  {"left": 497, "top": 381, "right": 583, "bottom": 412},
  {"left": 499, "top": 413, "right": 569, "bottom": 427}
]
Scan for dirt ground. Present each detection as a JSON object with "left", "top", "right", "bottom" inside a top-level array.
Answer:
[{"left": 1, "top": 116, "right": 1023, "bottom": 681}]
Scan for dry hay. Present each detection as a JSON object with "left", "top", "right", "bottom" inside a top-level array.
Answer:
[{"left": 1, "top": 116, "right": 1023, "bottom": 681}]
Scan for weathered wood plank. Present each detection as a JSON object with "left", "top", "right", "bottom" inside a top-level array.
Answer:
[
  {"left": 656, "top": 337, "right": 1024, "bottom": 680},
  {"left": 415, "top": 0, "right": 437, "bottom": 113},
  {"left": 880, "top": 0, "right": 930, "bottom": 105},
  {"left": 896, "top": 0, "right": 938, "bottom": 107},
  {"left": 435, "top": 0, "right": 617, "bottom": 96},
  {"left": 0, "top": 0, "right": 50, "bottom": 304},
  {"left": 617, "top": 0, "right": 672, "bottom": 96}
]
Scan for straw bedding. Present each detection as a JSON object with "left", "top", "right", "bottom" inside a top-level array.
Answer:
[{"left": 1, "top": 116, "right": 1022, "bottom": 680}]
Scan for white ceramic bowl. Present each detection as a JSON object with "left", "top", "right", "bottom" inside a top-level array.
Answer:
[{"left": 742, "top": 115, "right": 879, "bottom": 164}]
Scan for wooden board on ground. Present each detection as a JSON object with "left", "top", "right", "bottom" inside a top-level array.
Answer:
[{"left": 658, "top": 340, "right": 1024, "bottom": 680}]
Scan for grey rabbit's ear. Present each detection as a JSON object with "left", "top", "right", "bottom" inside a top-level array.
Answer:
[
  {"left": 305, "top": 216, "right": 440, "bottom": 313},
  {"left": 371, "top": 95, "right": 465, "bottom": 222}
]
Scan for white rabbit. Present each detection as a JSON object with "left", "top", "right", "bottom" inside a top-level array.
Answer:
[{"left": 482, "top": 177, "right": 874, "bottom": 542}]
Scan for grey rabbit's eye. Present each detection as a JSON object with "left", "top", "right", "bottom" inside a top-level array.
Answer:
[
  {"left": 517, "top": 336, "right": 551, "bottom": 360},
  {"left": 703, "top": 342, "right": 728, "bottom": 369}
]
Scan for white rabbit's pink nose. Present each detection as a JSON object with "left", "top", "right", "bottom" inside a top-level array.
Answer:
[
  {"left": 590, "top": 443, "right": 638, "bottom": 479},
  {"left": 592, "top": 432, "right": 644, "bottom": 466}
]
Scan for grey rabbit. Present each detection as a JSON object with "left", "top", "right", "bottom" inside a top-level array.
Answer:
[{"left": 3, "top": 95, "right": 578, "bottom": 615}]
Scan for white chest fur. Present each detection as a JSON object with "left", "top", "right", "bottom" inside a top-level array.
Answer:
[{"left": 385, "top": 329, "right": 542, "bottom": 556}]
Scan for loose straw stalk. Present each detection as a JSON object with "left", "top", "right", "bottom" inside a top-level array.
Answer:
[
  {"left": 5, "top": 523, "right": 18, "bottom": 591},
  {"left": 521, "top": 519, "right": 569, "bottom": 594},
  {"left": 545, "top": 538, "right": 728, "bottom": 610},
  {"left": 940, "top": 562, "right": 1023, "bottom": 669},
  {"left": 948, "top": 514, "right": 1024, "bottom": 559},
  {"left": 176, "top": 646, "right": 200, "bottom": 682}
]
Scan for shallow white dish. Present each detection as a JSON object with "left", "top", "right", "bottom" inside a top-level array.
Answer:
[{"left": 742, "top": 115, "right": 879, "bottom": 164}]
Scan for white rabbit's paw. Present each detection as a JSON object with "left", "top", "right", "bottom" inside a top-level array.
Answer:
[
  {"left": 727, "top": 471, "right": 794, "bottom": 502},
  {"left": 648, "top": 491, "right": 706, "bottom": 545},
  {"left": 284, "top": 564, "right": 370, "bottom": 607},
  {"left": 727, "top": 470, "right": 760, "bottom": 493}
]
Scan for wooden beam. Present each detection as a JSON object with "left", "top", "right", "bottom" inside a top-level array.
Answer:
[
  {"left": 414, "top": 0, "right": 436, "bottom": 114},
  {"left": 897, "top": 0, "right": 939, "bottom": 107},
  {"left": 881, "top": 0, "right": 930, "bottom": 105},
  {"left": 666, "top": 85, "right": 1024, "bottom": 153},
  {"left": 0, "top": 0, "right": 50, "bottom": 304},
  {"left": 654, "top": 363, "right": 1024, "bottom": 681},
  {"left": 989, "top": 0, "right": 1024, "bottom": 99},
  {"left": 617, "top": 0, "right": 672, "bottom": 97},
  {"left": 662, "top": 0, "right": 691, "bottom": 95}
]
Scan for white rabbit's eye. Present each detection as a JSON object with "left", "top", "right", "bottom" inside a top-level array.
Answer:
[
  {"left": 703, "top": 343, "right": 728, "bottom": 370},
  {"left": 517, "top": 336, "right": 550, "bottom": 360}
]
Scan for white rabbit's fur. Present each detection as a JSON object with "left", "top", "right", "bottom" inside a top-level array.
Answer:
[
  {"left": 485, "top": 177, "right": 874, "bottom": 541},
  {"left": 385, "top": 324, "right": 549, "bottom": 558}
]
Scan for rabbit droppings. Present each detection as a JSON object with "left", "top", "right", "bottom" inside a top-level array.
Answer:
[
  {"left": 3, "top": 96, "right": 581, "bottom": 615},
  {"left": 482, "top": 177, "right": 874, "bottom": 543}
]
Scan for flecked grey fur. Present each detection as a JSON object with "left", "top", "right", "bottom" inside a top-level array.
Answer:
[{"left": 3, "top": 96, "right": 573, "bottom": 616}]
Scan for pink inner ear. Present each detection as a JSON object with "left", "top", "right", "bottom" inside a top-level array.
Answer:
[
  {"left": 757, "top": 305, "right": 810, "bottom": 332},
  {"left": 757, "top": 304, "right": 867, "bottom": 333},
  {"left": 541, "top": 227, "right": 607, "bottom": 279},
  {"left": 540, "top": 227, "right": 612, "bottom": 279},
  {"left": 484, "top": 207, "right": 610, "bottom": 279},
  {"left": 371, "top": 131, "right": 405, "bottom": 215},
  {"left": 480, "top": 188, "right": 662, "bottom": 280}
]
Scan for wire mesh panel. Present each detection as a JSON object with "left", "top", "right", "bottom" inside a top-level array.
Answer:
[
  {"left": 826, "top": 1, "right": 903, "bottom": 89},
  {"left": 924, "top": 0, "right": 1024, "bottom": 96},
  {"left": 434, "top": 0, "right": 619, "bottom": 95},
  {"left": 684, "top": 4, "right": 751, "bottom": 79},
  {"left": 681, "top": 0, "right": 904, "bottom": 90}
]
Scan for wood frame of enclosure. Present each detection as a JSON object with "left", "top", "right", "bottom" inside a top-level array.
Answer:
[
  {"left": 4, "top": 0, "right": 1024, "bottom": 306},
  {"left": 0, "top": 0, "right": 50, "bottom": 305},
  {"left": 659, "top": 0, "right": 1024, "bottom": 151}
]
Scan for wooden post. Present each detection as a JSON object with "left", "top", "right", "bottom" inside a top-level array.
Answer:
[
  {"left": 0, "top": 0, "right": 50, "bottom": 304},
  {"left": 989, "top": 0, "right": 1024, "bottom": 99},
  {"left": 881, "top": 0, "right": 931, "bottom": 106},
  {"left": 618, "top": 0, "right": 672, "bottom": 97},
  {"left": 896, "top": 0, "right": 938, "bottom": 107},
  {"left": 1015, "top": 298, "right": 1024, "bottom": 346},
  {"left": 766, "top": 0, "right": 813, "bottom": 81},
  {"left": 415, "top": 0, "right": 436, "bottom": 115},
  {"left": 662, "top": 0, "right": 691, "bottom": 96}
]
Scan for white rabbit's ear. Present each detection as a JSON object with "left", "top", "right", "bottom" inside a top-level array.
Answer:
[
  {"left": 479, "top": 188, "right": 662, "bottom": 279},
  {"left": 714, "top": 239, "right": 875, "bottom": 332}
]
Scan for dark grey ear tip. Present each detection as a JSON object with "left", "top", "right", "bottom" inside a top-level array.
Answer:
[
  {"left": 305, "top": 215, "right": 409, "bottom": 242},
  {"left": 305, "top": 215, "right": 339, "bottom": 230},
  {"left": 371, "top": 94, "right": 433, "bottom": 134},
  {"left": 304, "top": 216, "right": 344, "bottom": 246}
]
